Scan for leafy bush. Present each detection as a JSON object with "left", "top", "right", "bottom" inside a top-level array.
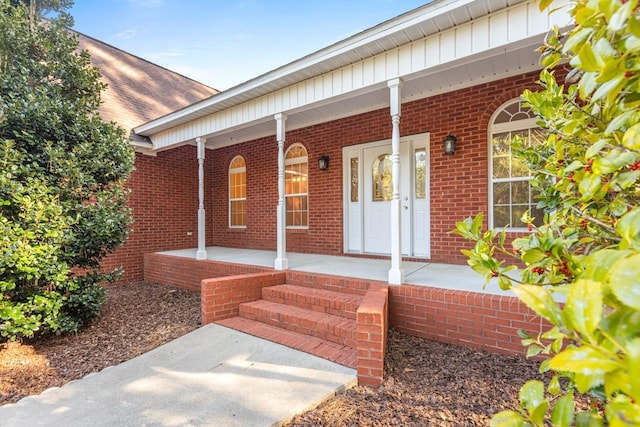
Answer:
[
  {"left": 0, "top": 1, "right": 134, "bottom": 340},
  {"left": 454, "top": 0, "right": 640, "bottom": 425}
]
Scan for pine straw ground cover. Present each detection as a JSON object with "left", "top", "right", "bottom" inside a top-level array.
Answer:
[{"left": 1, "top": 282, "right": 586, "bottom": 425}]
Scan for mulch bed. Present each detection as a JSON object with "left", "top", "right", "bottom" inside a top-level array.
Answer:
[
  {"left": 286, "top": 329, "right": 549, "bottom": 426},
  {"left": 1, "top": 281, "right": 588, "bottom": 425}
]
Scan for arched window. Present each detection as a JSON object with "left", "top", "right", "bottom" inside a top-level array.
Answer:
[
  {"left": 284, "top": 144, "right": 308, "bottom": 227},
  {"left": 489, "top": 99, "right": 545, "bottom": 229},
  {"left": 229, "top": 156, "right": 246, "bottom": 227}
]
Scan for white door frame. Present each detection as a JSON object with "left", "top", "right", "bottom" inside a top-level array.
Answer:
[{"left": 342, "top": 133, "right": 430, "bottom": 258}]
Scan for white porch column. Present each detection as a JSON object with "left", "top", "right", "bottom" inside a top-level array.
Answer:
[
  {"left": 195, "top": 136, "right": 208, "bottom": 260},
  {"left": 388, "top": 78, "right": 404, "bottom": 284},
  {"left": 274, "top": 113, "right": 288, "bottom": 270}
]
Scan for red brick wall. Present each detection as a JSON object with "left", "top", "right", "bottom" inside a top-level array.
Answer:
[
  {"left": 104, "top": 71, "right": 545, "bottom": 281},
  {"left": 201, "top": 271, "right": 286, "bottom": 324},
  {"left": 101, "top": 145, "right": 215, "bottom": 282},
  {"left": 207, "top": 71, "right": 542, "bottom": 262},
  {"left": 356, "top": 283, "right": 389, "bottom": 386},
  {"left": 144, "top": 253, "right": 270, "bottom": 291},
  {"left": 389, "top": 285, "right": 547, "bottom": 355}
]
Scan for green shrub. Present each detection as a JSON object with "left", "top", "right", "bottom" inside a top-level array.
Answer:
[
  {"left": 454, "top": 0, "right": 640, "bottom": 425},
  {"left": 0, "top": 1, "right": 133, "bottom": 341}
]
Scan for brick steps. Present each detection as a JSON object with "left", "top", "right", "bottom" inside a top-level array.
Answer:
[
  {"left": 263, "top": 284, "right": 363, "bottom": 320},
  {"left": 239, "top": 299, "right": 357, "bottom": 347},
  {"left": 216, "top": 316, "right": 357, "bottom": 368},
  {"left": 215, "top": 283, "right": 359, "bottom": 368}
]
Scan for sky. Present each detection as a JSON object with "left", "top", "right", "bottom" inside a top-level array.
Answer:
[{"left": 69, "top": 1, "right": 430, "bottom": 91}]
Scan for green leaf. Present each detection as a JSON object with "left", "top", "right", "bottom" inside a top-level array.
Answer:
[
  {"left": 511, "top": 285, "right": 562, "bottom": 326},
  {"left": 585, "top": 139, "right": 607, "bottom": 158},
  {"left": 471, "top": 212, "right": 484, "bottom": 235},
  {"left": 604, "top": 111, "right": 634, "bottom": 135},
  {"left": 579, "top": 71, "right": 598, "bottom": 99},
  {"left": 614, "top": 170, "right": 640, "bottom": 189},
  {"left": 575, "top": 42, "right": 601, "bottom": 72},
  {"left": 592, "top": 75, "right": 625, "bottom": 101},
  {"left": 574, "top": 371, "right": 605, "bottom": 394},
  {"left": 522, "top": 249, "right": 547, "bottom": 265},
  {"left": 608, "top": 254, "right": 640, "bottom": 310},
  {"left": 622, "top": 123, "right": 640, "bottom": 150},
  {"left": 627, "top": 338, "right": 640, "bottom": 403},
  {"left": 583, "top": 250, "right": 634, "bottom": 282},
  {"left": 605, "top": 367, "right": 631, "bottom": 397},
  {"left": 551, "top": 391, "right": 574, "bottom": 427},
  {"left": 563, "top": 279, "right": 602, "bottom": 337},
  {"left": 491, "top": 410, "right": 526, "bottom": 427},
  {"left": 592, "top": 157, "right": 618, "bottom": 174},
  {"left": 548, "top": 375, "right": 561, "bottom": 395},
  {"left": 578, "top": 173, "right": 601, "bottom": 199},
  {"left": 616, "top": 208, "right": 640, "bottom": 250},
  {"left": 630, "top": 17, "right": 640, "bottom": 38},
  {"left": 519, "top": 380, "right": 545, "bottom": 413},
  {"left": 527, "top": 345, "right": 543, "bottom": 358},
  {"left": 575, "top": 411, "right": 604, "bottom": 427},
  {"left": 608, "top": 0, "right": 633, "bottom": 32},
  {"left": 563, "top": 27, "right": 593, "bottom": 55},
  {"left": 549, "top": 347, "right": 619, "bottom": 380},
  {"left": 530, "top": 400, "right": 549, "bottom": 427},
  {"left": 537, "top": 0, "right": 553, "bottom": 12},
  {"left": 606, "top": 395, "right": 640, "bottom": 426}
]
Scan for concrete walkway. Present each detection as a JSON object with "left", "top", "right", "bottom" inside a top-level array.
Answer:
[{"left": 0, "top": 324, "right": 356, "bottom": 427}]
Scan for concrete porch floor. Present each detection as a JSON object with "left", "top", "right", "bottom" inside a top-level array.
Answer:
[{"left": 157, "top": 247, "right": 505, "bottom": 295}]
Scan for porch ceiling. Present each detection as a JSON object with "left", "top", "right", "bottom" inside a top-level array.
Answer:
[{"left": 202, "top": 38, "right": 542, "bottom": 151}]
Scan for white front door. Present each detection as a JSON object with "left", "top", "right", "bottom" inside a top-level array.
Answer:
[
  {"left": 344, "top": 133, "right": 430, "bottom": 258},
  {"left": 363, "top": 143, "right": 411, "bottom": 254}
]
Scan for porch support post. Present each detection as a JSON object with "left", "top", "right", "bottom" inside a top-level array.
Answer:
[
  {"left": 274, "top": 113, "right": 288, "bottom": 270},
  {"left": 388, "top": 78, "right": 404, "bottom": 285},
  {"left": 195, "top": 136, "right": 208, "bottom": 260}
]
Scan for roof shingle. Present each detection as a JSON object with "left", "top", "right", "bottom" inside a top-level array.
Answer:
[{"left": 75, "top": 31, "right": 218, "bottom": 136}]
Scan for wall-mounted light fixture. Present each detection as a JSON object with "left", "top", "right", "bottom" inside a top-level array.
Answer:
[
  {"left": 443, "top": 134, "right": 457, "bottom": 155},
  {"left": 318, "top": 155, "right": 330, "bottom": 171}
]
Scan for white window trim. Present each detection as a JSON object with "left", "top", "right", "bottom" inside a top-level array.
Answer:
[
  {"left": 229, "top": 155, "right": 247, "bottom": 229},
  {"left": 488, "top": 100, "right": 539, "bottom": 231},
  {"left": 284, "top": 143, "right": 309, "bottom": 229}
]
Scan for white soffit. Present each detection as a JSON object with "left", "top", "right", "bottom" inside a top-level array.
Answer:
[{"left": 136, "top": 0, "right": 571, "bottom": 150}]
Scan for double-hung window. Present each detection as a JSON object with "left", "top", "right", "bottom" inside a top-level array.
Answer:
[{"left": 490, "top": 99, "right": 545, "bottom": 229}]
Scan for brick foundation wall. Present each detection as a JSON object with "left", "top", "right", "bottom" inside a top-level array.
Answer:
[
  {"left": 389, "top": 284, "right": 546, "bottom": 355},
  {"left": 143, "top": 253, "right": 270, "bottom": 291}
]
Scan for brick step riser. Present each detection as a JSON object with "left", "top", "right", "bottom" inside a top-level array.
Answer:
[
  {"left": 238, "top": 304, "right": 357, "bottom": 348},
  {"left": 262, "top": 288, "right": 360, "bottom": 320},
  {"left": 216, "top": 317, "right": 357, "bottom": 369},
  {"left": 284, "top": 275, "right": 368, "bottom": 296}
]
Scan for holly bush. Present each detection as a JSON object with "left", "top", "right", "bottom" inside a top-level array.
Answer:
[
  {"left": 453, "top": 0, "right": 640, "bottom": 425},
  {"left": 0, "top": 1, "right": 133, "bottom": 340}
]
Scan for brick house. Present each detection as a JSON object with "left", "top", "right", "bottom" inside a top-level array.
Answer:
[{"left": 99, "top": 0, "right": 571, "bottom": 384}]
